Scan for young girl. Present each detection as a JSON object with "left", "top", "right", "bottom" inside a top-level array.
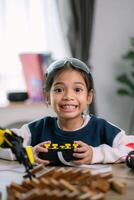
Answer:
[{"left": 2, "top": 58, "right": 134, "bottom": 165}]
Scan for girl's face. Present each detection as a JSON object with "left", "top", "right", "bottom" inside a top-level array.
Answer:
[{"left": 48, "top": 68, "right": 93, "bottom": 121}]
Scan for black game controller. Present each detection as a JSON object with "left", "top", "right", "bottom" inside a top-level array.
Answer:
[{"left": 38, "top": 143, "right": 79, "bottom": 166}]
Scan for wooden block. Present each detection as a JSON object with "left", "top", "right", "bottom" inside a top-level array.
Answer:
[
  {"left": 100, "top": 172, "right": 113, "bottom": 179},
  {"left": 37, "top": 167, "right": 55, "bottom": 179},
  {"left": 55, "top": 189, "right": 70, "bottom": 198},
  {"left": 31, "top": 164, "right": 44, "bottom": 175},
  {"left": 79, "top": 189, "right": 97, "bottom": 199},
  {"left": 20, "top": 188, "right": 40, "bottom": 200},
  {"left": 93, "top": 179, "right": 110, "bottom": 193},
  {"left": 59, "top": 179, "right": 78, "bottom": 192},
  {"left": 30, "top": 178, "right": 41, "bottom": 188},
  {"left": 75, "top": 173, "right": 90, "bottom": 183},
  {"left": 39, "top": 177, "right": 50, "bottom": 186},
  {"left": 66, "top": 191, "right": 79, "bottom": 199},
  {"left": 111, "top": 179, "right": 127, "bottom": 194},
  {"left": 90, "top": 192, "right": 105, "bottom": 200},
  {"left": 80, "top": 186, "right": 91, "bottom": 193},
  {"left": 50, "top": 178, "right": 59, "bottom": 185},
  {"left": 22, "top": 179, "right": 34, "bottom": 190},
  {"left": 9, "top": 182, "right": 28, "bottom": 193},
  {"left": 7, "top": 188, "right": 21, "bottom": 200},
  {"left": 78, "top": 191, "right": 104, "bottom": 200},
  {"left": 50, "top": 189, "right": 66, "bottom": 198},
  {"left": 78, "top": 192, "right": 92, "bottom": 200}
]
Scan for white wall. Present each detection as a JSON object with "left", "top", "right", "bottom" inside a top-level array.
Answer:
[
  {"left": 91, "top": 0, "right": 134, "bottom": 133},
  {"left": 0, "top": 0, "right": 70, "bottom": 107}
]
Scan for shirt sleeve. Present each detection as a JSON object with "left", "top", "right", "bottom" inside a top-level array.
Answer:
[
  {"left": 91, "top": 130, "right": 134, "bottom": 164},
  {"left": 11, "top": 125, "right": 31, "bottom": 147}
]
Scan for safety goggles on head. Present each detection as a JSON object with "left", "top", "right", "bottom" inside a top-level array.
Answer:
[{"left": 46, "top": 57, "right": 90, "bottom": 75}]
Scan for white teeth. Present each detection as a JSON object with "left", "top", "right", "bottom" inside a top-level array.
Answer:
[{"left": 61, "top": 105, "right": 76, "bottom": 108}]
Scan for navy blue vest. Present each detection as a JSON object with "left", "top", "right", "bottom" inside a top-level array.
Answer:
[{"left": 28, "top": 115, "right": 120, "bottom": 147}]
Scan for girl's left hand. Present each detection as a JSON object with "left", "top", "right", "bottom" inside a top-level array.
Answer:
[{"left": 72, "top": 140, "right": 93, "bottom": 165}]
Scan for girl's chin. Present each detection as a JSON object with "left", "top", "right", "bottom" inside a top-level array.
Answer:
[{"left": 58, "top": 112, "right": 81, "bottom": 119}]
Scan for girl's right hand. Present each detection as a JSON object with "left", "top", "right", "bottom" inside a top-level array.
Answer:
[
  {"left": 32, "top": 140, "right": 51, "bottom": 165},
  {"left": 72, "top": 140, "right": 93, "bottom": 165}
]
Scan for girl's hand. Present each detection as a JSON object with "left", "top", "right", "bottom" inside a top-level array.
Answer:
[
  {"left": 32, "top": 140, "right": 51, "bottom": 165},
  {"left": 72, "top": 141, "right": 93, "bottom": 165}
]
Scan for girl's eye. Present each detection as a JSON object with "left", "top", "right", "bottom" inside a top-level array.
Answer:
[
  {"left": 53, "top": 88, "right": 64, "bottom": 93},
  {"left": 75, "top": 88, "right": 83, "bottom": 92}
]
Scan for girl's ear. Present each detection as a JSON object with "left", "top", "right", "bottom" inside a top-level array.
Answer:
[
  {"left": 87, "top": 89, "right": 94, "bottom": 105},
  {"left": 45, "top": 92, "right": 51, "bottom": 106}
]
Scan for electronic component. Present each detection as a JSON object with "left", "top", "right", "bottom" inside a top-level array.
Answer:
[
  {"left": 126, "top": 150, "right": 134, "bottom": 169},
  {"left": 0, "top": 128, "right": 35, "bottom": 179}
]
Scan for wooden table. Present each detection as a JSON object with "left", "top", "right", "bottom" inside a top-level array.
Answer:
[
  {"left": 0, "top": 160, "right": 24, "bottom": 200},
  {"left": 0, "top": 160, "right": 133, "bottom": 200},
  {"left": 105, "top": 163, "right": 134, "bottom": 200}
]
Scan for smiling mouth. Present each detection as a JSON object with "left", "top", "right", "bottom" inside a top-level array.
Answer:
[{"left": 60, "top": 104, "right": 78, "bottom": 112}]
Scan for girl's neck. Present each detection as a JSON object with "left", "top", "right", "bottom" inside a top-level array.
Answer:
[{"left": 57, "top": 116, "right": 85, "bottom": 131}]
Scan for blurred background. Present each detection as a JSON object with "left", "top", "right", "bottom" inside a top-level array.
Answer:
[{"left": 0, "top": 0, "right": 134, "bottom": 134}]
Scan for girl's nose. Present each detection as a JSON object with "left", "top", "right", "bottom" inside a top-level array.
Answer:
[{"left": 62, "top": 89, "right": 74, "bottom": 100}]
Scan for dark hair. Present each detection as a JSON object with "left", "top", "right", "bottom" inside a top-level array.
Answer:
[{"left": 44, "top": 62, "right": 94, "bottom": 93}]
